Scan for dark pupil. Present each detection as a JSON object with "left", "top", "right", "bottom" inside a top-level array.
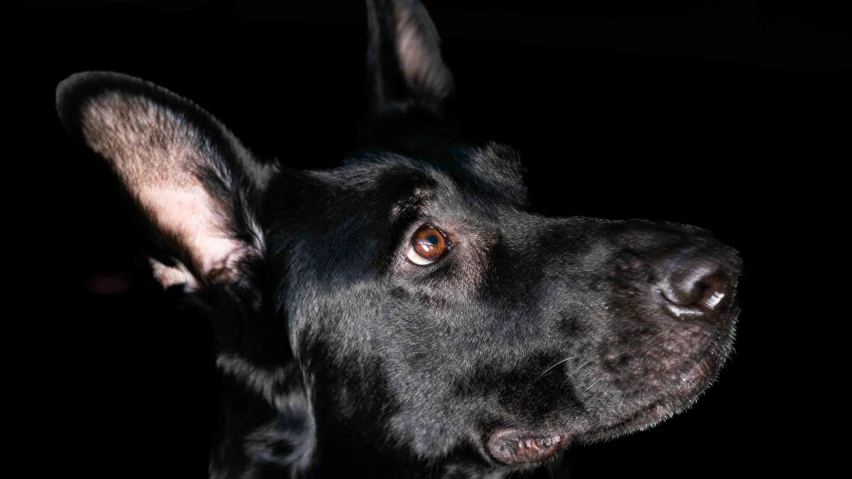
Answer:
[{"left": 427, "top": 234, "right": 439, "bottom": 245}]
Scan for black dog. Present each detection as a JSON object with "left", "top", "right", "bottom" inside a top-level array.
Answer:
[{"left": 56, "top": 0, "right": 742, "bottom": 477}]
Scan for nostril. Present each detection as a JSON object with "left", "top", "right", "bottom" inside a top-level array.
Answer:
[{"left": 658, "top": 260, "right": 731, "bottom": 313}]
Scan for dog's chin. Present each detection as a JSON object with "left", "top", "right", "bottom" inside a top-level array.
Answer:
[
  {"left": 584, "top": 353, "right": 720, "bottom": 442},
  {"left": 604, "top": 343, "right": 736, "bottom": 446},
  {"left": 485, "top": 349, "right": 725, "bottom": 467},
  {"left": 573, "top": 294, "right": 741, "bottom": 443}
]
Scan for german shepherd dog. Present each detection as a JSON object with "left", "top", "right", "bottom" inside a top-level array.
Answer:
[{"left": 56, "top": 0, "right": 742, "bottom": 477}]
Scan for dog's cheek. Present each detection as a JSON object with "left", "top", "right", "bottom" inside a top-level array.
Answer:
[
  {"left": 288, "top": 284, "right": 411, "bottom": 448},
  {"left": 355, "top": 296, "right": 478, "bottom": 457}
]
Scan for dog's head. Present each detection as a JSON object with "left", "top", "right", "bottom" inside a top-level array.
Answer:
[{"left": 57, "top": 0, "right": 741, "bottom": 477}]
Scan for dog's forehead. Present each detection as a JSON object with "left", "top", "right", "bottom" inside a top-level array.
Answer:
[{"left": 332, "top": 141, "right": 528, "bottom": 210}]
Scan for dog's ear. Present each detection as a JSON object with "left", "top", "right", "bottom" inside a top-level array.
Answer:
[
  {"left": 365, "top": 0, "right": 454, "bottom": 116},
  {"left": 56, "top": 72, "right": 277, "bottom": 291}
]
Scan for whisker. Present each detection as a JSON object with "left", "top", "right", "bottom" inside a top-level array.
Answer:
[
  {"left": 570, "top": 358, "right": 592, "bottom": 375},
  {"left": 584, "top": 378, "right": 602, "bottom": 392},
  {"left": 533, "top": 356, "right": 577, "bottom": 383},
  {"left": 560, "top": 358, "right": 594, "bottom": 388}
]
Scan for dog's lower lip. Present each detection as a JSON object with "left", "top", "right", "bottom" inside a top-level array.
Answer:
[{"left": 486, "top": 429, "right": 571, "bottom": 465}]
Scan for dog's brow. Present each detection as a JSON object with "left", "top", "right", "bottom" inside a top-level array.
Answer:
[{"left": 390, "top": 186, "right": 431, "bottom": 221}]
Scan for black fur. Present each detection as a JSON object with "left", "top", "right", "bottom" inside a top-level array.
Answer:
[{"left": 56, "top": 1, "right": 742, "bottom": 478}]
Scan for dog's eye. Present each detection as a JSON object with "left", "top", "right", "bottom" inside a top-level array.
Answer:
[{"left": 407, "top": 224, "right": 452, "bottom": 265}]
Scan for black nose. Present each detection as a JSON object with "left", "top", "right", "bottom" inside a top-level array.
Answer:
[{"left": 656, "top": 245, "right": 741, "bottom": 321}]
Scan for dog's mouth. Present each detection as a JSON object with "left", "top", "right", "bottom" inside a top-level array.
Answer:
[{"left": 486, "top": 429, "right": 572, "bottom": 465}]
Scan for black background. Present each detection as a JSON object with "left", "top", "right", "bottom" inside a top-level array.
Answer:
[{"left": 14, "top": 0, "right": 849, "bottom": 477}]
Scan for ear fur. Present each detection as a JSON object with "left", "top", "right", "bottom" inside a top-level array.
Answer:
[
  {"left": 56, "top": 71, "right": 278, "bottom": 291},
  {"left": 57, "top": 73, "right": 318, "bottom": 473},
  {"left": 366, "top": 0, "right": 454, "bottom": 116}
]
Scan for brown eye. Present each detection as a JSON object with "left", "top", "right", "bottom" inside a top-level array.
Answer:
[{"left": 407, "top": 224, "right": 452, "bottom": 265}]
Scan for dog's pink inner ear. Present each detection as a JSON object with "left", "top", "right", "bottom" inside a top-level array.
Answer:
[
  {"left": 393, "top": 0, "right": 453, "bottom": 103},
  {"left": 80, "top": 92, "right": 252, "bottom": 290}
]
